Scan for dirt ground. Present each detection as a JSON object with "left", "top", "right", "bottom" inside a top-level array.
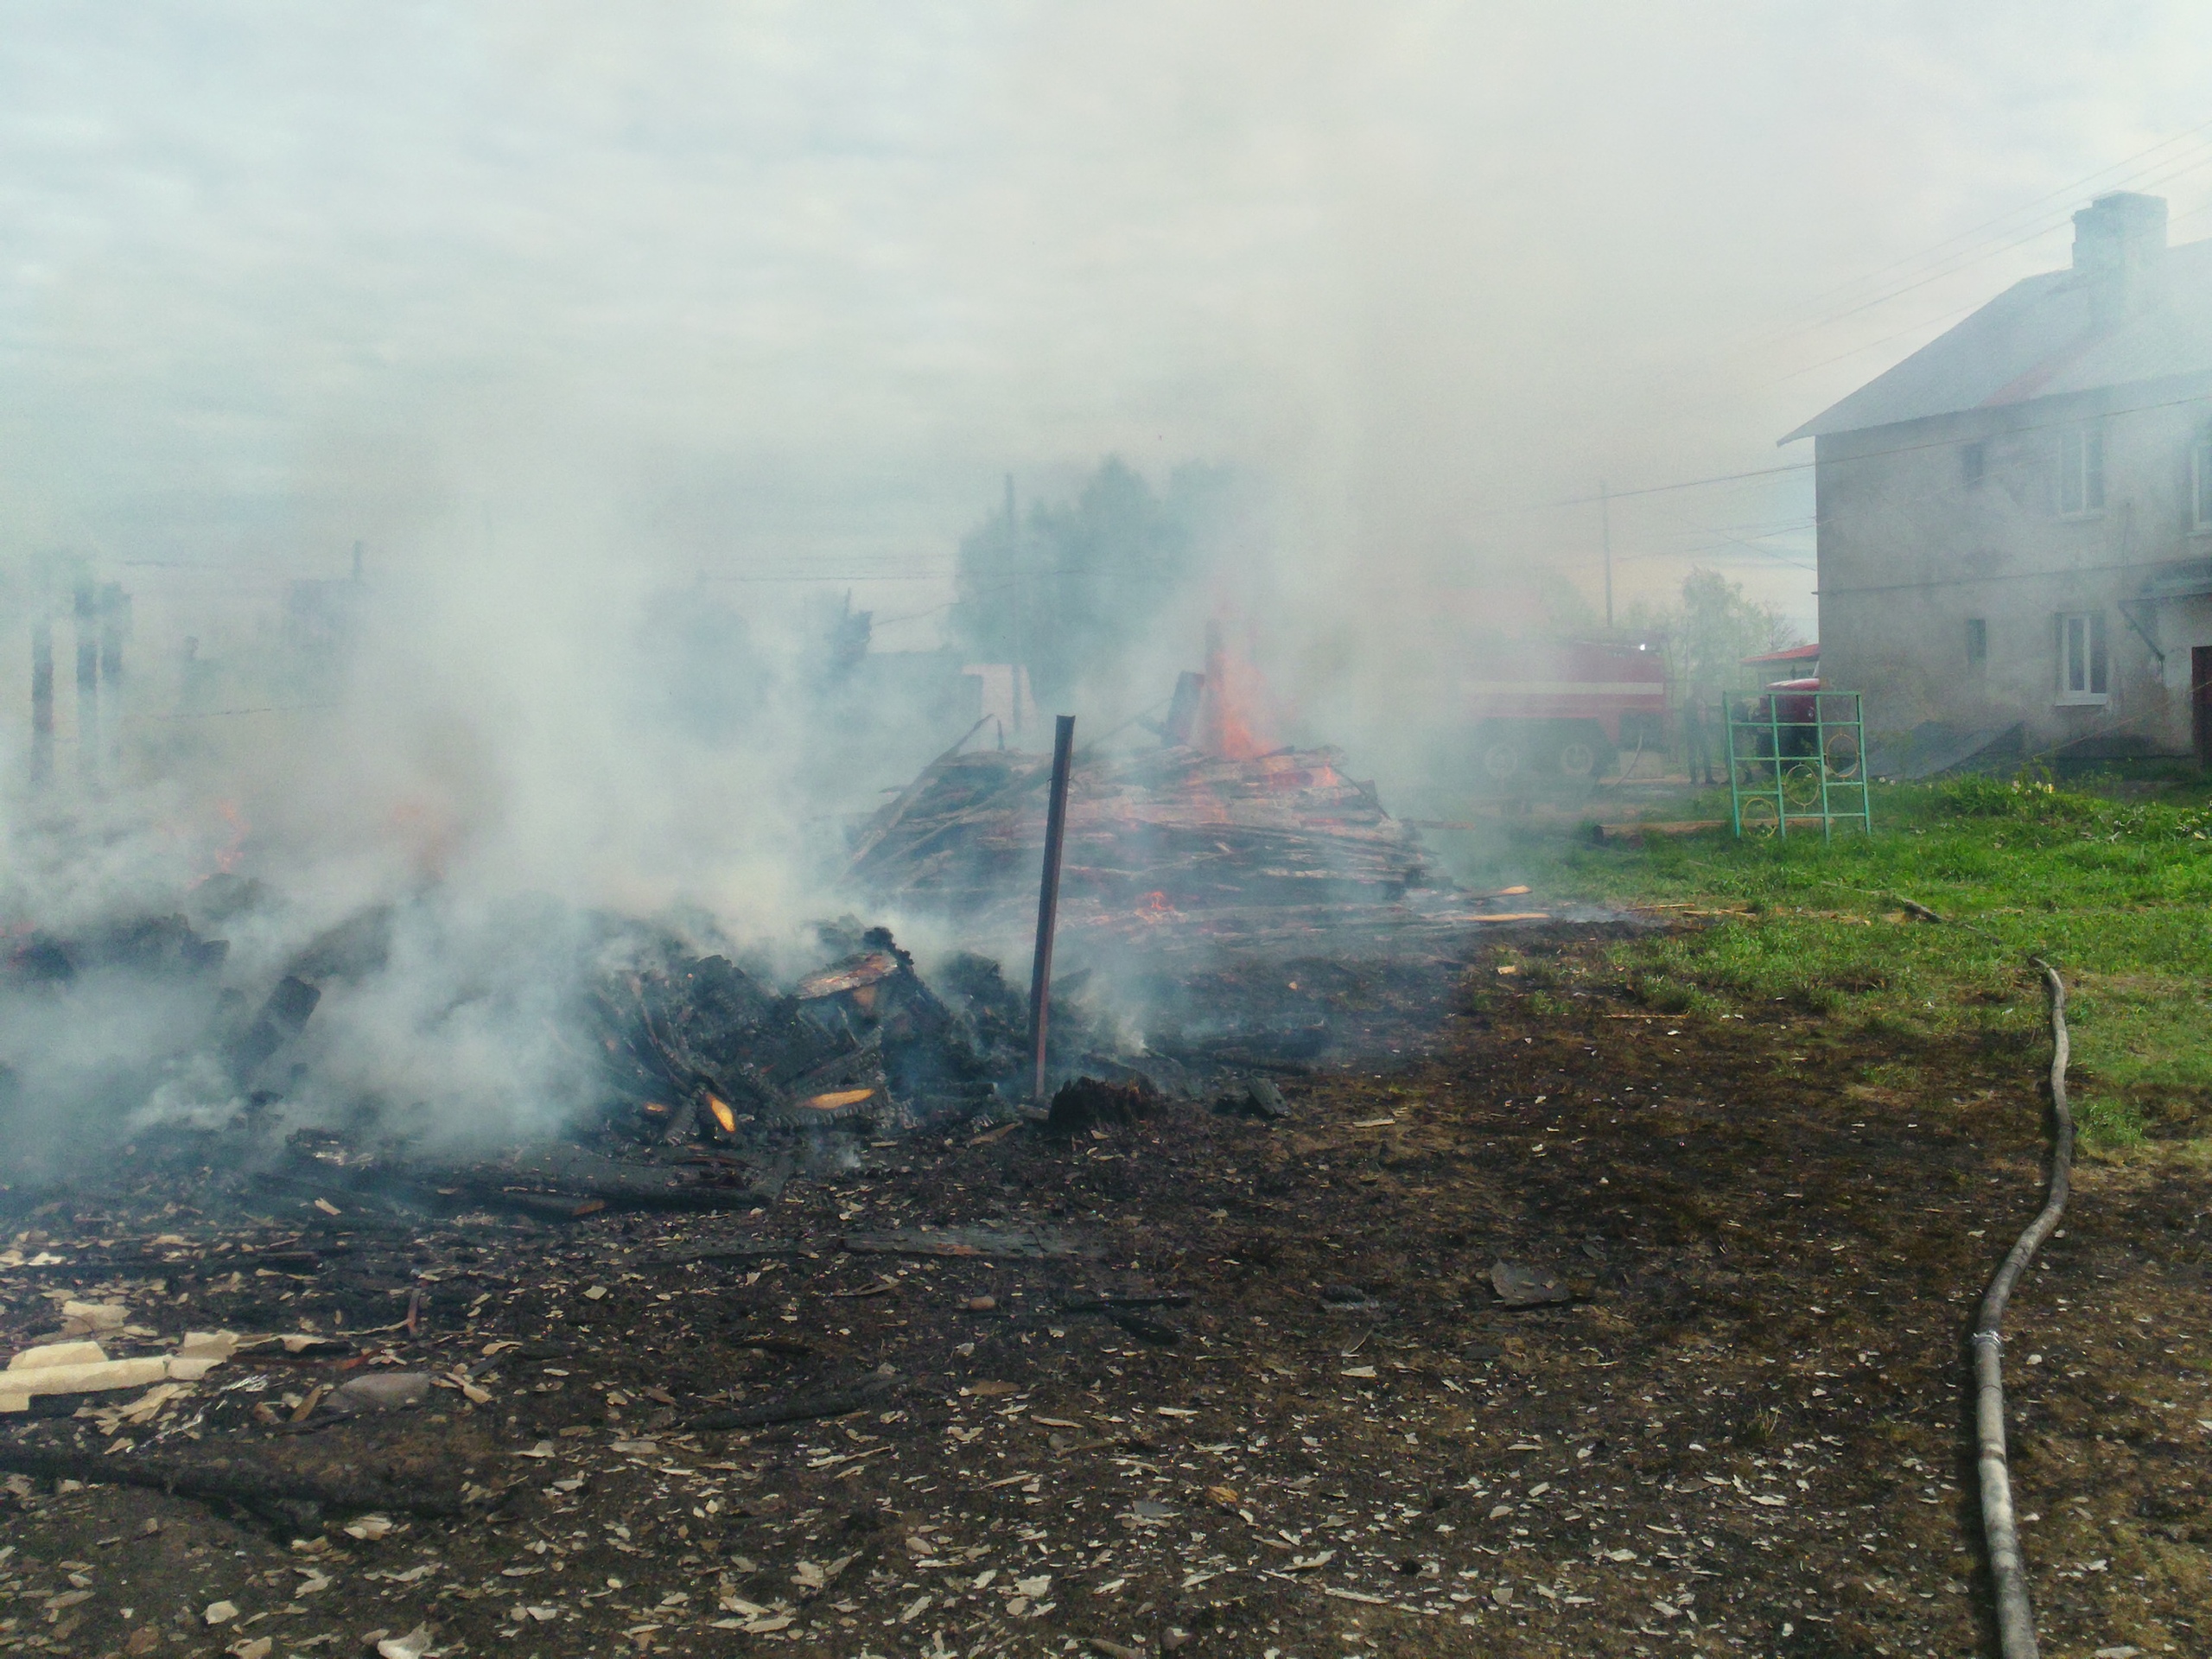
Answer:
[{"left": 2, "top": 925, "right": 2207, "bottom": 1659}]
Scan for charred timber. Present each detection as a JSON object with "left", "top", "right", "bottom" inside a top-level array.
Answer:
[
  {"left": 0, "top": 1440, "right": 470, "bottom": 1528},
  {"left": 1027, "top": 714, "right": 1076, "bottom": 1100},
  {"left": 688, "top": 1371, "right": 896, "bottom": 1432}
]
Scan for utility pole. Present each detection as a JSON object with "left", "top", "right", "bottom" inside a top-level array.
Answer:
[
  {"left": 30, "top": 615, "right": 53, "bottom": 787},
  {"left": 73, "top": 581, "right": 99, "bottom": 785},
  {"left": 1600, "top": 479, "right": 1613, "bottom": 631},
  {"left": 1006, "top": 473, "right": 1026, "bottom": 738},
  {"left": 99, "top": 582, "right": 127, "bottom": 767}
]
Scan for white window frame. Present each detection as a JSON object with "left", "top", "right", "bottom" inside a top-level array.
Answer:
[
  {"left": 2193, "top": 429, "right": 2212, "bottom": 531},
  {"left": 2056, "top": 611, "right": 2108, "bottom": 704},
  {"left": 2056, "top": 423, "right": 2105, "bottom": 517}
]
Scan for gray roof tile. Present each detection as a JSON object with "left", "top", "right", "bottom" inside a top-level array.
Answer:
[{"left": 1781, "top": 237, "right": 2212, "bottom": 442}]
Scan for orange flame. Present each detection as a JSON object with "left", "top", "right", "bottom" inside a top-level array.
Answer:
[
  {"left": 1198, "top": 618, "right": 1277, "bottom": 760},
  {"left": 206, "top": 800, "right": 249, "bottom": 876},
  {"left": 707, "top": 1094, "right": 737, "bottom": 1134},
  {"left": 800, "top": 1087, "right": 877, "bottom": 1112}
]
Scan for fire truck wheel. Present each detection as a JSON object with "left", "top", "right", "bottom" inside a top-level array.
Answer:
[
  {"left": 1480, "top": 736, "right": 1523, "bottom": 782},
  {"left": 1555, "top": 738, "right": 1599, "bottom": 779}
]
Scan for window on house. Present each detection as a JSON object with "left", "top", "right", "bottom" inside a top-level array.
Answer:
[
  {"left": 1961, "top": 442, "right": 1986, "bottom": 488},
  {"left": 1967, "top": 618, "right": 1987, "bottom": 670},
  {"left": 2056, "top": 611, "right": 2108, "bottom": 702},
  {"left": 2194, "top": 429, "right": 2212, "bottom": 529},
  {"left": 2056, "top": 424, "right": 2104, "bottom": 515}
]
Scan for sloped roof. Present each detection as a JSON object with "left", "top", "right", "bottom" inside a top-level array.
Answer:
[{"left": 1781, "top": 237, "right": 2212, "bottom": 442}]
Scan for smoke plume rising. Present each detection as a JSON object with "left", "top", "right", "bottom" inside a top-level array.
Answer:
[{"left": 3, "top": 3, "right": 2210, "bottom": 1161}]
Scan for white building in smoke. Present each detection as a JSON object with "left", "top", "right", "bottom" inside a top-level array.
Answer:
[{"left": 1783, "top": 192, "right": 2212, "bottom": 766}]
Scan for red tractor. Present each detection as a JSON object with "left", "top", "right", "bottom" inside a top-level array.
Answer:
[{"left": 1462, "top": 637, "right": 1669, "bottom": 783}]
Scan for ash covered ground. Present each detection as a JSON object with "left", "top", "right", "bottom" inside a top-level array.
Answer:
[{"left": 2, "top": 923, "right": 2202, "bottom": 1659}]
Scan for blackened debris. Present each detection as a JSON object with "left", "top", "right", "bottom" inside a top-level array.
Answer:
[
  {"left": 1490, "top": 1259, "right": 1574, "bottom": 1306},
  {"left": 3, "top": 936, "right": 75, "bottom": 986},
  {"left": 4, "top": 915, "right": 228, "bottom": 988},
  {"left": 257, "top": 1141, "right": 790, "bottom": 1221},
  {"left": 688, "top": 1370, "right": 897, "bottom": 1432},
  {"left": 1109, "top": 1310, "right": 1184, "bottom": 1345},
  {"left": 1056, "top": 1292, "right": 1191, "bottom": 1313},
  {"left": 587, "top": 925, "right": 1014, "bottom": 1142},
  {"left": 283, "top": 905, "right": 395, "bottom": 983},
  {"left": 1046, "top": 1074, "right": 1162, "bottom": 1134},
  {"left": 845, "top": 744, "right": 1435, "bottom": 916},
  {"left": 225, "top": 975, "right": 321, "bottom": 1084},
  {"left": 810, "top": 927, "right": 1011, "bottom": 1112},
  {"left": 0, "top": 1442, "right": 467, "bottom": 1530},
  {"left": 1214, "top": 1076, "right": 1289, "bottom": 1119},
  {"left": 843, "top": 1226, "right": 1095, "bottom": 1261},
  {"left": 185, "top": 872, "right": 269, "bottom": 927}
]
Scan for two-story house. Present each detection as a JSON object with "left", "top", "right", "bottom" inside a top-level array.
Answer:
[{"left": 1783, "top": 192, "right": 2212, "bottom": 766}]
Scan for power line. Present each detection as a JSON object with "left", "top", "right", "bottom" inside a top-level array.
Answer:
[
  {"left": 1548, "top": 460, "right": 1809, "bottom": 507},
  {"left": 1665, "top": 513, "right": 1816, "bottom": 573},
  {"left": 1740, "top": 293, "right": 1993, "bottom": 397},
  {"left": 1616, "top": 120, "right": 2212, "bottom": 431},
  {"left": 696, "top": 571, "right": 950, "bottom": 583},
  {"left": 1645, "top": 148, "right": 2212, "bottom": 432},
  {"left": 1777, "top": 145, "right": 2212, "bottom": 346},
  {"left": 1547, "top": 385, "right": 2212, "bottom": 512},
  {"left": 1784, "top": 122, "right": 2212, "bottom": 311},
  {"left": 1740, "top": 118, "right": 2212, "bottom": 353}
]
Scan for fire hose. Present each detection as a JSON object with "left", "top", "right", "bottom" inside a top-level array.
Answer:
[{"left": 1971, "top": 957, "right": 2073, "bottom": 1659}]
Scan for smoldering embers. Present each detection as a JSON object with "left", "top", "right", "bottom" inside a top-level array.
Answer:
[{"left": 0, "top": 887, "right": 1072, "bottom": 1181}]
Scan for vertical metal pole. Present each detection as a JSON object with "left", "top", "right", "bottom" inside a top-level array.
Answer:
[
  {"left": 1856, "top": 696, "right": 1872, "bottom": 835},
  {"left": 1201, "top": 620, "right": 1227, "bottom": 757},
  {"left": 1028, "top": 715, "right": 1077, "bottom": 1103},
  {"left": 99, "top": 584, "right": 126, "bottom": 767},
  {"left": 1725, "top": 700, "right": 1741, "bottom": 835},
  {"left": 1600, "top": 480, "right": 1613, "bottom": 631},
  {"left": 1768, "top": 694, "right": 1785, "bottom": 838},
  {"left": 73, "top": 582, "right": 99, "bottom": 785},
  {"left": 29, "top": 619, "right": 54, "bottom": 787},
  {"left": 1007, "top": 475, "right": 1025, "bottom": 740},
  {"left": 1814, "top": 693, "right": 1829, "bottom": 842}
]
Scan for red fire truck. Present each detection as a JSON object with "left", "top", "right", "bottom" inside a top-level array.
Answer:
[{"left": 1461, "top": 636, "right": 1669, "bottom": 782}]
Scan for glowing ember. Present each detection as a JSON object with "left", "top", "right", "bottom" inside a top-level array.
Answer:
[
  {"left": 706, "top": 1093, "right": 737, "bottom": 1133},
  {"left": 800, "top": 1086, "right": 877, "bottom": 1113},
  {"left": 794, "top": 952, "right": 899, "bottom": 1000},
  {"left": 198, "top": 799, "right": 250, "bottom": 879}
]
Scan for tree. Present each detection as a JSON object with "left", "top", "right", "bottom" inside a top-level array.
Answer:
[
  {"left": 1670, "top": 567, "right": 1802, "bottom": 690},
  {"left": 949, "top": 459, "right": 1232, "bottom": 705}
]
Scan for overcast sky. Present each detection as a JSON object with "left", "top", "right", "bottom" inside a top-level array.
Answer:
[{"left": 7, "top": 2, "right": 2212, "bottom": 639}]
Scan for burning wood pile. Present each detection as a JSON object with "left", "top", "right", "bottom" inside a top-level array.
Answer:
[
  {"left": 0, "top": 903, "right": 1128, "bottom": 1202},
  {"left": 845, "top": 742, "right": 1438, "bottom": 919},
  {"left": 576, "top": 926, "right": 1032, "bottom": 1142}
]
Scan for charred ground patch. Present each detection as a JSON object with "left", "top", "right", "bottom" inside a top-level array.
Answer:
[{"left": 0, "top": 932, "right": 2204, "bottom": 1658}]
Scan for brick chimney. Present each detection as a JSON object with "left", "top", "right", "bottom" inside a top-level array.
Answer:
[{"left": 2072, "top": 191, "right": 2166, "bottom": 321}]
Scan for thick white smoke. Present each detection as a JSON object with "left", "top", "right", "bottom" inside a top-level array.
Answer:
[{"left": 4, "top": 3, "right": 2212, "bottom": 1166}]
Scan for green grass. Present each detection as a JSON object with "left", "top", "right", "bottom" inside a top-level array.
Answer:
[{"left": 1450, "top": 772, "right": 2212, "bottom": 1152}]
